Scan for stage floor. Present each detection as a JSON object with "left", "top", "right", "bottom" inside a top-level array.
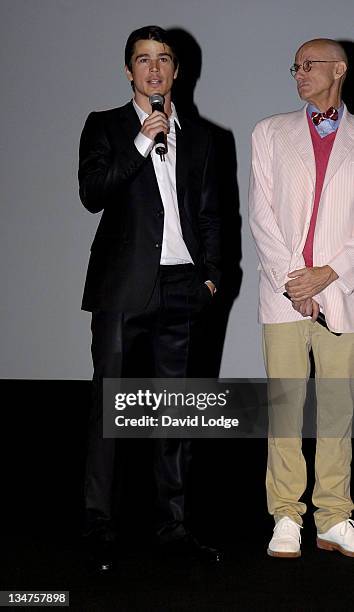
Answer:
[{"left": 1, "top": 380, "right": 354, "bottom": 611}]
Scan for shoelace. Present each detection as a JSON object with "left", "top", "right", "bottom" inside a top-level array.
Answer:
[
  {"left": 274, "top": 518, "right": 302, "bottom": 541},
  {"left": 341, "top": 519, "right": 354, "bottom": 536}
]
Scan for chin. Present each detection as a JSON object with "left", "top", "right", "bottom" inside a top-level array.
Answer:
[{"left": 298, "top": 89, "right": 310, "bottom": 102}]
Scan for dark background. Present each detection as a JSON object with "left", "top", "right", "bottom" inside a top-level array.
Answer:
[{"left": 2, "top": 381, "right": 354, "bottom": 611}]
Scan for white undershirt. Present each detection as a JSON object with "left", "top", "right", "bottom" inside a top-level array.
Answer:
[{"left": 133, "top": 99, "right": 193, "bottom": 266}]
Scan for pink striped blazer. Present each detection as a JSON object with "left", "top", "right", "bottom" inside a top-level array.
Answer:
[{"left": 249, "top": 104, "right": 354, "bottom": 333}]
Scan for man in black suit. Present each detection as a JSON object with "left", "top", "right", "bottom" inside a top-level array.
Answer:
[{"left": 79, "top": 25, "right": 221, "bottom": 569}]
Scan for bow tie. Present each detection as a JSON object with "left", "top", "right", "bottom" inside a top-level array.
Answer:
[{"left": 311, "top": 107, "right": 338, "bottom": 126}]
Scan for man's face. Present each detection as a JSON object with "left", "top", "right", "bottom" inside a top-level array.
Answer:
[
  {"left": 125, "top": 39, "right": 178, "bottom": 106},
  {"left": 294, "top": 43, "right": 339, "bottom": 106}
]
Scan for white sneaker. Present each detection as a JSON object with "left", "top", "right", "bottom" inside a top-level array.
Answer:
[
  {"left": 267, "top": 516, "right": 302, "bottom": 558},
  {"left": 317, "top": 519, "right": 354, "bottom": 557}
]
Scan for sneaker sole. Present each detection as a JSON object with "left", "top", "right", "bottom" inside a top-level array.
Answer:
[
  {"left": 317, "top": 538, "right": 354, "bottom": 557},
  {"left": 267, "top": 548, "right": 301, "bottom": 558}
]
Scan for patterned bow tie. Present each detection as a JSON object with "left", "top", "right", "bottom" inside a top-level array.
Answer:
[{"left": 311, "top": 106, "right": 338, "bottom": 126}]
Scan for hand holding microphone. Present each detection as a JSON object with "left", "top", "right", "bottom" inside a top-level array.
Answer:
[
  {"left": 283, "top": 292, "right": 341, "bottom": 336},
  {"left": 141, "top": 94, "right": 168, "bottom": 161}
]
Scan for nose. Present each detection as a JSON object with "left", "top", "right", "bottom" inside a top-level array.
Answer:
[
  {"left": 149, "top": 59, "right": 159, "bottom": 71},
  {"left": 294, "top": 65, "right": 304, "bottom": 81}
]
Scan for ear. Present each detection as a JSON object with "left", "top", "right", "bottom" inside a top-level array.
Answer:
[
  {"left": 335, "top": 60, "right": 347, "bottom": 80},
  {"left": 125, "top": 65, "right": 133, "bottom": 82}
]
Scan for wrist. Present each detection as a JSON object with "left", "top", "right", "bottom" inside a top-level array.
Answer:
[
  {"left": 205, "top": 280, "right": 216, "bottom": 295},
  {"left": 325, "top": 265, "right": 339, "bottom": 282}
]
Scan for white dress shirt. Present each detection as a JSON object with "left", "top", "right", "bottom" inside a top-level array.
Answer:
[{"left": 133, "top": 99, "right": 193, "bottom": 266}]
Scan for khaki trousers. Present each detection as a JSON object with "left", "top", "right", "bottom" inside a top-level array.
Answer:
[{"left": 263, "top": 320, "right": 354, "bottom": 532}]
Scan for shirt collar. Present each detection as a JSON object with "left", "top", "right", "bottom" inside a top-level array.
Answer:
[{"left": 132, "top": 99, "right": 181, "bottom": 130}]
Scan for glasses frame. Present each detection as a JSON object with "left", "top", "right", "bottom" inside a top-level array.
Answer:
[{"left": 290, "top": 59, "right": 341, "bottom": 78}]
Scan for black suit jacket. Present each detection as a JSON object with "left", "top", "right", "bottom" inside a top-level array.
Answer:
[{"left": 78, "top": 101, "right": 221, "bottom": 312}]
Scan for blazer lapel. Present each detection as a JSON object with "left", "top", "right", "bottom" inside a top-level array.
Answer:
[
  {"left": 323, "top": 106, "right": 354, "bottom": 191},
  {"left": 286, "top": 106, "right": 316, "bottom": 185},
  {"left": 175, "top": 121, "right": 189, "bottom": 209},
  {"left": 122, "top": 100, "right": 143, "bottom": 136}
]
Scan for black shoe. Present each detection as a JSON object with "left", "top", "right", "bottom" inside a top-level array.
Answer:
[
  {"left": 83, "top": 520, "right": 117, "bottom": 573},
  {"left": 159, "top": 532, "right": 222, "bottom": 563},
  {"left": 89, "top": 541, "right": 115, "bottom": 573}
]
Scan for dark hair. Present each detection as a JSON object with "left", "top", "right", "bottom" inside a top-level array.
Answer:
[{"left": 124, "top": 25, "right": 179, "bottom": 71}]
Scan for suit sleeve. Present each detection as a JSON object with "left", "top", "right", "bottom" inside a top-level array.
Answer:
[
  {"left": 198, "top": 133, "right": 221, "bottom": 287},
  {"left": 248, "top": 121, "right": 297, "bottom": 293},
  {"left": 329, "top": 243, "right": 354, "bottom": 295},
  {"left": 78, "top": 112, "right": 146, "bottom": 213}
]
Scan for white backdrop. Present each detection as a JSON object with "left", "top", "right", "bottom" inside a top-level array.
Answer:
[{"left": 1, "top": 0, "right": 353, "bottom": 378}]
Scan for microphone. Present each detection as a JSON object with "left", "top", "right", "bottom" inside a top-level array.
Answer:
[
  {"left": 283, "top": 292, "right": 341, "bottom": 336},
  {"left": 149, "top": 93, "right": 167, "bottom": 161}
]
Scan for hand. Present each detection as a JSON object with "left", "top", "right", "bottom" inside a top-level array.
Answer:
[
  {"left": 291, "top": 298, "right": 320, "bottom": 322},
  {"left": 141, "top": 111, "right": 169, "bottom": 142},
  {"left": 285, "top": 265, "right": 338, "bottom": 300},
  {"left": 204, "top": 280, "right": 216, "bottom": 296}
]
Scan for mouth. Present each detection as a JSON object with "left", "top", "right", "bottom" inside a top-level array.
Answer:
[{"left": 147, "top": 79, "right": 163, "bottom": 86}]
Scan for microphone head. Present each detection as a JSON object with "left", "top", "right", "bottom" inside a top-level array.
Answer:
[{"left": 149, "top": 93, "right": 165, "bottom": 108}]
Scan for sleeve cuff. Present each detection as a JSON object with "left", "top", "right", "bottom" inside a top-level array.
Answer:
[
  {"left": 205, "top": 280, "right": 217, "bottom": 294},
  {"left": 134, "top": 132, "right": 154, "bottom": 157},
  {"left": 329, "top": 253, "right": 354, "bottom": 295}
]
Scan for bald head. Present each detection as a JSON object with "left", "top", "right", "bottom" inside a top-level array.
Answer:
[
  {"left": 296, "top": 38, "right": 348, "bottom": 65},
  {"left": 293, "top": 38, "right": 348, "bottom": 108}
]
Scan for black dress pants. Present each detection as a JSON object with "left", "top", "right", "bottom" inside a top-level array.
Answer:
[{"left": 84, "top": 264, "right": 212, "bottom": 537}]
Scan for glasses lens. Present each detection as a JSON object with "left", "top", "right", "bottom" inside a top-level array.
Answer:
[
  {"left": 290, "top": 65, "right": 297, "bottom": 77},
  {"left": 303, "top": 60, "right": 311, "bottom": 72}
]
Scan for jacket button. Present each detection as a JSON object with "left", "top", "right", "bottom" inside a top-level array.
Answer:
[
  {"left": 155, "top": 243, "right": 161, "bottom": 248},
  {"left": 157, "top": 209, "right": 164, "bottom": 217}
]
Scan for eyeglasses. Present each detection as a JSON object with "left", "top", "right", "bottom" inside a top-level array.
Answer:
[{"left": 290, "top": 59, "right": 341, "bottom": 78}]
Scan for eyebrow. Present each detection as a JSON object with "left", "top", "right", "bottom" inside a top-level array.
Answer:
[{"left": 135, "top": 52, "right": 173, "bottom": 60}]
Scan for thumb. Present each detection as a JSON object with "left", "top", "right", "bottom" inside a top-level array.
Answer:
[{"left": 311, "top": 300, "right": 320, "bottom": 322}]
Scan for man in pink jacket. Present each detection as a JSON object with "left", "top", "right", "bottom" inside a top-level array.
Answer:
[{"left": 249, "top": 38, "right": 354, "bottom": 558}]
